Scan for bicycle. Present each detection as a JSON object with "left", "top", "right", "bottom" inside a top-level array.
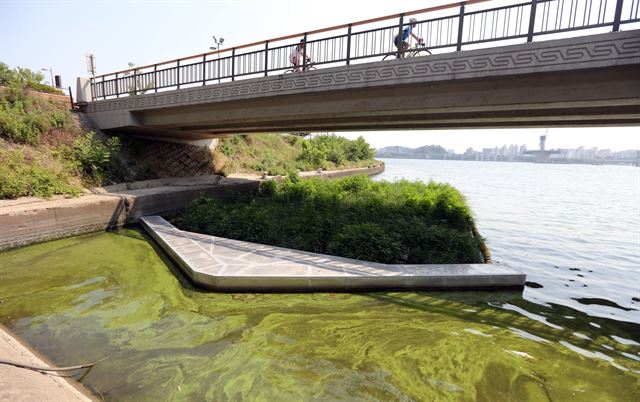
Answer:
[
  {"left": 284, "top": 58, "right": 317, "bottom": 74},
  {"left": 382, "top": 40, "right": 432, "bottom": 61}
]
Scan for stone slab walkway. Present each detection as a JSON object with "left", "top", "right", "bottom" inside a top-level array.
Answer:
[{"left": 141, "top": 216, "right": 525, "bottom": 291}]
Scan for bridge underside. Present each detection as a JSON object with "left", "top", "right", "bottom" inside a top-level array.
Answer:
[{"left": 85, "top": 31, "right": 640, "bottom": 140}]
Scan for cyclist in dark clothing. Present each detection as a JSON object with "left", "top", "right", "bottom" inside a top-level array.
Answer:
[{"left": 394, "top": 17, "right": 422, "bottom": 58}]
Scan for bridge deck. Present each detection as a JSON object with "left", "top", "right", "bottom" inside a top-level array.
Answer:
[{"left": 141, "top": 216, "right": 525, "bottom": 292}]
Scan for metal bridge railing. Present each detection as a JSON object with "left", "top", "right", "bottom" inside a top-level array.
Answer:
[{"left": 90, "top": 0, "right": 639, "bottom": 101}]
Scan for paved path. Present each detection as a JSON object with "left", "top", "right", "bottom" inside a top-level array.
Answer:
[
  {"left": 141, "top": 216, "right": 525, "bottom": 291},
  {"left": 0, "top": 326, "right": 94, "bottom": 402}
]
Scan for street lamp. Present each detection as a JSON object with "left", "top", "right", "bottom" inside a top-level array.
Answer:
[
  {"left": 210, "top": 35, "right": 225, "bottom": 83},
  {"left": 209, "top": 35, "right": 225, "bottom": 51},
  {"left": 41, "top": 67, "right": 54, "bottom": 87}
]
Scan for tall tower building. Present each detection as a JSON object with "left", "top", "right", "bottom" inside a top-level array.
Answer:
[{"left": 539, "top": 135, "right": 547, "bottom": 151}]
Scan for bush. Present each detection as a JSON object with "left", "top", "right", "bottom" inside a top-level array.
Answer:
[
  {"left": 0, "top": 97, "right": 48, "bottom": 144},
  {"left": 0, "top": 82, "right": 73, "bottom": 144},
  {"left": 327, "top": 223, "right": 404, "bottom": 263},
  {"left": 175, "top": 175, "right": 484, "bottom": 264},
  {"left": 72, "top": 131, "right": 121, "bottom": 183},
  {"left": 0, "top": 147, "right": 80, "bottom": 199},
  {"left": 0, "top": 62, "right": 63, "bottom": 94},
  {"left": 298, "top": 134, "right": 375, "bottom": 169},
  {"left": 213, "top": 133, "right": 377, "bottom": 176}
]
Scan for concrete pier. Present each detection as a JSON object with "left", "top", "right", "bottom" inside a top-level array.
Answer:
[{"left": 141, "top": 216, "right": 525, "bottom": 292}]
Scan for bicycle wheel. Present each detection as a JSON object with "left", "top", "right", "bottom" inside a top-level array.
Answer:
[
  {"left": 382, "top": 54, "right": 397, "bottom": 61},
  {"left": 411, "top": 48, "right": 432, "bottom": 57}
]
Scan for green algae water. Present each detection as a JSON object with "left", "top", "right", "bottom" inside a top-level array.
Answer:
[{"left": 1, "top": 229, "right": 639, "bottom": 401}]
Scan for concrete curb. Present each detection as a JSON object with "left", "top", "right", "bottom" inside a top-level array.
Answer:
[
  {"left": 141, "top": 216, "right": 525, "bottom": 292},
  {"left": 0, "top": 177, "right": 259, "bottom": 252},
  {"left": 0, "top": 324, "right": 96, "bottom": 401},
  {"left": 0, "top": 164, "right": 384, "bottom": 252}
]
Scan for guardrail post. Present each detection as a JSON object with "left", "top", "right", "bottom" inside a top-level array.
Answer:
[
  {"left": 131, "top": 70, "right": 135, "bottom": 96},
  {"left": 177, "top": 60, "right": 181, "bottom": 89},
  {"left": 68, "top": 85, "right": 74, "bottom": 109},
  {"left": 527, "top": 0, "right": 538, "bottom": 42},
  {"left": 303, "top": 33, "right": 308, "bottom": 69},
  {"left": 115, "top": 73, "right": 119, "bottom": 98},
  {"left": 202, "top": 55, "right": 206, "bottom": 86},
  {"left": 612, "top": 0, "right": 624, "bottom": 31},
  {"left": 101, "top": 77, "right": 106, "bottom": 100},
  {"left": 264, "top": 41, "right": 269, "bottom": 77},
  {"left": 456, "top": 3, "right": 465, "bottom": 51},
  {"left": 346, "top": 24, "right": 352, "bottom": 65},
  {"left": 231, "top": 48, "right": 236, "bottom": 81},
  {"left": 154, "top": 65, "right": 158, "bottom": 93},
  {"left": 397, "top": 14, "right": 405, "bottom": 58}
]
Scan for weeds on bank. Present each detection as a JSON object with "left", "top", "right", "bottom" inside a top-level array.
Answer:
[
  {"left": 216, "top": 134, "right": 376, "bottom": 176},
  {"left": 175, "top": 175, "right": 484, "bottom": 264},
  {"left": 0, "top": 144, "right": 81, "bottom": 199},
  {"left": 0, "top": 63, "right": 127, "bottom": 198}
]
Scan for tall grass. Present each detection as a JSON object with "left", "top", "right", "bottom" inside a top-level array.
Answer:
[
  {"left": 0, "top": 145, "right": 81, "bottom": 199},
  {"left": 0, "top": 64, "right": 127, "bottom": 199},
  {"left": 215, "top": 134, "right": 376, "bottom": 176},
  {"left": 175, "top": 175, "right": 484, "bottom": 264}
]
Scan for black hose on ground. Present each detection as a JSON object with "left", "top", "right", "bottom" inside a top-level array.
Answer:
[{"left": 0, "top": 355, "right": 109, "bottom": 373}]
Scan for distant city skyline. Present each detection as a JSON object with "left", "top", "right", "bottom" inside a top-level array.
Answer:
[
  {"left": 375, "top": 140, "right": 639, "bottom": 164},
  {"left": 339, "top": 128, "right": 640, "bottom": 153}
]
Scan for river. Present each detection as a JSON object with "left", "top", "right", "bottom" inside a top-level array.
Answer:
[
  {"left": 0, "top": 159, "right": 638, "bottom": 401},
  {"left": 376, "top": 159, "right": 640, "bottom": 323}
]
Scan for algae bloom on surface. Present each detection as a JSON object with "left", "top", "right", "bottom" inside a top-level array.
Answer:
[
  {"left": 1, "top": 229, "right": 639, "bottom": 401},
  {"left": 174, "top": 175, "right": 485, "bottom": 264}
]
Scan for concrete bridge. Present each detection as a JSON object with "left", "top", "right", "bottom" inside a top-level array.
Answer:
[{"left": 81, "top": 0, "right": 640, "bottom": 141}]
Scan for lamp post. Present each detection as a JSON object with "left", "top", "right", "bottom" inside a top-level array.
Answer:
[
  {"left": 210, "top": 35, "right": 225, "bottom": 83},
  {"left": 41, "top": 67, "right": 54, "bottom": 87}
]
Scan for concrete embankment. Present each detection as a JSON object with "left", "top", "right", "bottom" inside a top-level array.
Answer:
[
  {"left": 140, "top": 215, "right": 524, "bottom": 291},
  {"left": 0, "top": 325, "right": 95, "bottom": 401},
  {"left": 0, "top": 164, "right": 384, "bottom": 252}
]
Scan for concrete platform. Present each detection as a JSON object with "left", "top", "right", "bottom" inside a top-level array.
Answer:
[{"left": 141, "top": 216, "right": 525, "bottom": 292}]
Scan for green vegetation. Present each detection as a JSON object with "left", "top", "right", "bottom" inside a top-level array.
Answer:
[
  {"left": 0, "top": 62, "right": 63, "bottom": 94},
  {"left": 175, "top": 175, "right": 484, "bottom": 264},
  {"left": 0, "top": 63, "right": 128, "bottom": 199},
  {"left": 0, "top": 86, "right": 70, "bottom": 144},
  {"left": 70, "top": 131, "right": 122, "bottom": 184},
  {"left": 0, "top": 143, "right": 81, "bottom": 199},
  {"left": 215, "top": 134, "right": 376, "bottom": 176}
]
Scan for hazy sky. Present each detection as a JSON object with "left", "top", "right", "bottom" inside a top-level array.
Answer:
[{"left": 1, "top": 0, "right": 638, "bottom": 151}]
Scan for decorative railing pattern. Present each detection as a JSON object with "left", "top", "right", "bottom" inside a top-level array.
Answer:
[{"left": 90, "top": 0, "right": 639, "bottom": 100}]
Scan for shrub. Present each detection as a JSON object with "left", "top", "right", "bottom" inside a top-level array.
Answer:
[
  {"left": 298, "top": 140, "right": 328, "bottom": 169},
  {"left": 298, "top": 134, "right": 375, "bottom": 170},
  {"left": 327, "top": 223, "right": 404, "bottom": 263},
  {"left": 50, "top": 109, "right": 69, "bottom": 129},
  {"left": 212, "top": 133, "right": 377, "bottom": 176},
  {"left": 0, "top": 97, "right": 48, "bottom": 144},
  {"left": 0, "top": 63, "right": 63, "bottom": 94},
  {"left": 175, "top": 175, "right": 484, "bottom": 264},
  {"left": 219, "top": 136, "right": 241, "bottom": 157},
  {"left": 0, "top": 82, "right": 73, "bottom": 144},
  {"left": 73, "top": 131, "right": 121, "bottom": 182},
  {"left": 0, "top": 147, "right": 80, "bottom": 199}
]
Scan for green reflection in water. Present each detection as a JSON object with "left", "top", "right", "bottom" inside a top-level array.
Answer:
[{"left": 0, "top": 229, "right": 638, "bottom": 401}]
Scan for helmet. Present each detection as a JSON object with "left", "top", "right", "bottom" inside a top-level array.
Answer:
[{"left": 409, "top": 18, "right": 418, "bottom": 24}]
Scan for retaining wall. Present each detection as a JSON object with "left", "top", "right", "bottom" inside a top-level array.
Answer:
[{"left": 0, "top": 164, "right": 383, "bottom": 252}]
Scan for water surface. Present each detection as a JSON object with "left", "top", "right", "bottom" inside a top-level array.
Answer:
[{"left": 1, "top": 160, "right": 639, "bottom": 401}]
